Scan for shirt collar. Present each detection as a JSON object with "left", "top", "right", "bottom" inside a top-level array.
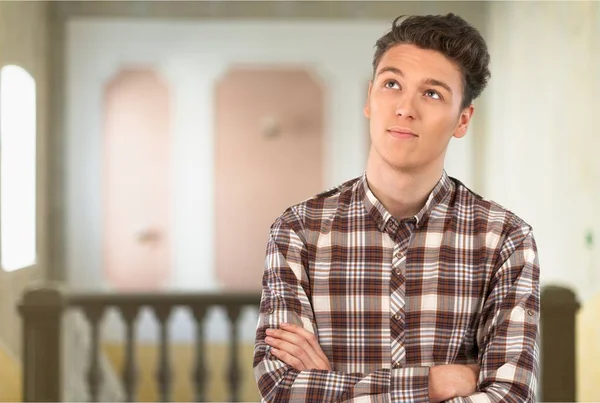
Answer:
[{"left": 358, "top": 170, "right": 453, "bottom": 232}]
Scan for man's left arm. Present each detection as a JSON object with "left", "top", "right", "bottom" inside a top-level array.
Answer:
[
  {"left": 448, "top": 225, "right": 540, "bottom": 403},
  {"left": 267, "top": 223, "right": 541, "bottom": 402}
]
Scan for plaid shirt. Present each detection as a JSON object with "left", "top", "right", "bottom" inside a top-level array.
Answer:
[{"left": 253, "top": 171, "right": 540, "bottom": 402}]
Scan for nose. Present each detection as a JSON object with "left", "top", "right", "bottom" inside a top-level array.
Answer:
[{"left": 395, "top": 94, "right": 417, "bottom": 120}]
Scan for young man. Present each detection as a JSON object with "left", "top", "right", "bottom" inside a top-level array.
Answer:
[{"left": 253, "top": 14, "right": 539, "bottom": 403}]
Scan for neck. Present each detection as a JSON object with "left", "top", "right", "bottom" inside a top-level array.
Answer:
[{"left": 365, "top": 152, "right": 444, "bottom": 222}]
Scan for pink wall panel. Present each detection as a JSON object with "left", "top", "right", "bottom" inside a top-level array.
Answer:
[
  {"left": 103, "top": 69, "right": 171, "bottom": 290},
  {"left": 214, "top": 67, "right": 325, "bottom": 291}
]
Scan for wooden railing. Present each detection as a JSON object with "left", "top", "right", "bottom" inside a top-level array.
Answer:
[
  {"left": 18, "top": 283, "right": 260, "bottom": 402},
  {"left": 540, "top": 285, "right": 580, "bottom": 402},
  {"left": 19, "top": 283, "right": 580, "bottom": 402}
]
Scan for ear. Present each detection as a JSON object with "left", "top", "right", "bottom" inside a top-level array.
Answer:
[
  {"left": 453, "top": 105, "right": 474, "bottom": 139},
  {"left": 364, "top": 81, "right": 373, "bottom": 119}
]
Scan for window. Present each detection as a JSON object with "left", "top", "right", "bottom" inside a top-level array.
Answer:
[{"left": 1, "top": 65, "right": 37, "bottom": 271}]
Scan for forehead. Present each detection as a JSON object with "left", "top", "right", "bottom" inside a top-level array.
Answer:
[{"left": 377, "top": 44, "right": 463, "bottom": 87}]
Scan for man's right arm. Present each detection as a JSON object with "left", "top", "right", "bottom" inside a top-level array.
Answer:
[{"left": 253, "top": 211, "right": 475, "bottom": 402}]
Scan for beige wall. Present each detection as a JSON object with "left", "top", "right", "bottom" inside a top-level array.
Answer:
[
  {"left": 0, "top": 1, "right": 50, "bottom": 360},
  {"left": 484, "top": 1, "right": 600, "bottom": 298},
  {"left": 578, "top": 294, "right": 600, "bottom": 401},
  {"left": 484, "top": 2, "right": 600, "bottom": 399},
  {"left": 0, "top": 339, "right": 21, "bottom": 401},
  {"left": 52, "top": 1, "right": 486, "bottom": 21}
]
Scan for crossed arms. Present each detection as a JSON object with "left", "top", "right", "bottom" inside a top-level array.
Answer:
[{"left": 253, "top": 216, "right": 540, "bottom": 402}]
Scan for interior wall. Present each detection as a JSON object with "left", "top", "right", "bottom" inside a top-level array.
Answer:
[
  {"left": 485, "top": 3, "right": 600, "bottom": 400},
  {"left": 55, "top": 0, "right": 487, "bottom": 291},
  {"left": 0, "top": 339, "right": 21, "bottom": 401},
  {"left": 66, "top": 18, "right": 478, "bottom": 343},
  {"left": 577, "top": 294, "right": 600, "bottom": 401},
  {"left": 484, "top": 1, "right": 600, "bottom": 303},
  {"left": 0, "top": 0, "right": 50, "bottom": 360},
  {"left": 53, "top": 1, "right": 485, "bottom": 21}
]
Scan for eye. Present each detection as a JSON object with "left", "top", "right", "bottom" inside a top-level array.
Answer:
[
  {"left": 424, "top": 90, "right": 441, "bottom": 100},
  {"left": 384, "top": 80, "right": 400, "bottom": 89}
]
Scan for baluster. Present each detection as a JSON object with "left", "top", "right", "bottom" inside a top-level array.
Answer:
[
  {"left": 119, "top": 305, "right": 140, "bottom": 402},
  {"left": 153, "top": 305, "right": 173, "bottom": 402},
  {"left": 191, "top": 305, "right": 208, "bottom": 402},
  {"left": 83, "top": 306, "right": 105, "bottom": 402},
  {"left": 226, "top": 304, "right": 242, "bottom": 402}
]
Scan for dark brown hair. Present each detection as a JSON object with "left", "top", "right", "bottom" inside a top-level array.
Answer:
[{"left": 373, "top": 14, "right": 491, "bottom": 109}]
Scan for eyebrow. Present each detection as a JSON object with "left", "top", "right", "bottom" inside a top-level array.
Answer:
[
  {"left": 424, "top": 78, "right": 453, "bottom": 96},
  {"left": 376, "top": 66, "right": 404, "bottom": 78},
  {"left": 376, "top": 66, "right": 454, "bottom": 95}
]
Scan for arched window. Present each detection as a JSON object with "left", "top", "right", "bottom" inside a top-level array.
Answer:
[{"left": 1, "top": 65, "right": 37, "bottom": 271}]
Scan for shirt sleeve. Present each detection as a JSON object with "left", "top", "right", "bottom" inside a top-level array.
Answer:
[
  {"left": 253, "top": 210, "right": 431, "bottom": 403},
  {"left": 446, "top": 226, "right": 541, "bottom": 403}
]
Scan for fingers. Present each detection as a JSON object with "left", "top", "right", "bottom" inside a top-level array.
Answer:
[
  {"left": 265, "top": 335, "right": 317, "bottom": 369},
  {"left": 270, "top": 347, "right": 306, "bottom": 370},
  {"left": 264, "top": 323, "right": 331, "bottom": 370},
  {"left": 278, "top": 323, "right": 331, "bottom": 368},
  {"left": 280, "top": 324, "right": 324, "bottom": 354}
]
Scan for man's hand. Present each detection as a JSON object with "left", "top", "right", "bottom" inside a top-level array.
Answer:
[
  {"left": 265, "top": 323, "right": 478, "bottom": 400},
  {"left": 429, "top": 364, "right": 480, "bottom": 402},
  {"left": 265, "top": 323, "right": 331, "bottom": 371}
]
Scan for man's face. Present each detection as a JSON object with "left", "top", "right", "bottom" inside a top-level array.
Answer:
[{"left": 364, "top": 43, "right": 474, "bottom": 173}]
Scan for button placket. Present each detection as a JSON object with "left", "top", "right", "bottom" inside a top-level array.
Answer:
[
  {"left": 390, "top": 245, "right": 407, "bottom": 369},
  {"left": 385, "top": 218, "right": 399, "bottom": 238},
  {"left": 392, "top": 249, "right": 406, "bottom": 278}
]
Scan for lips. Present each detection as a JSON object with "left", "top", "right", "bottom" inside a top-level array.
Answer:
[{"left": 387, "top": 127, "right": 418, "bottom": 139}]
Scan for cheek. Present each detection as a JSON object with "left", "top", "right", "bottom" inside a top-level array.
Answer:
[
  {"left": 368, "top": 98, "right": 381, "bottom": 115},
  {"left": 425, "top": 109, "right": 457, "bottom": 135},
  {"left": 369, "top": 99, "right": 391, "bottom": 125},
  {"left": 423, "top": 126, "right": 456, "bottom": 156},
  {"left": 370, "top": 93, "right": 391, "bottom": 113}
]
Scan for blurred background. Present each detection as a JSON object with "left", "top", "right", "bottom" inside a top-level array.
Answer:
[{"left": 0, "top": 0, "right": 598, "bottom": 402}]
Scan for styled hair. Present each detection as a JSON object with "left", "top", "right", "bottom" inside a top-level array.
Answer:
[{"left": 373, "top": 14, "right": 491, "bottom": 109}]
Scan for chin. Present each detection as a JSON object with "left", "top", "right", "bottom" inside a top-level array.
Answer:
[
  {"left": 381, "top": 147, "right": 410, "bottom": 164},
  {"left": 370, "top": 143, "right": 418, "bottom": 171},
  {"left": 382, "top": 155, "right": 416, "bottom": 172}
]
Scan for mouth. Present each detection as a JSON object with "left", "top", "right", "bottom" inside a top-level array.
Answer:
[{"left": 387, "top": 127, "right": 418, "bottom": 139}]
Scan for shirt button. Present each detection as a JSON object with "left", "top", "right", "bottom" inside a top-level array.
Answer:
[
  {"left": 386, "top": 221, "right": 397, "bottom": 232},
  {"left": 393, "top": 363, "right": 401, "bottom": 369},
  {"left": 394, "top": 313, "right": 401, "bottom": 320},
  {"left": 267, "top": 307, "right": 274, "bottom": 314},
  {"left": 527, "top": 309, "right": 534, "bottom": 316},
  {"left": 394, "top": 268, "right": 401, "bottom": 276}
]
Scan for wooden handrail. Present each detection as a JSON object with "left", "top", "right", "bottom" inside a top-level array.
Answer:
[
  {"left": 19, "top": 283, "right": 261, "bottom": 402},
  {"left": 66, "top": 291, "right": 260, "bottom": 307},
  {"left": 540, "top": 285, "right": 580, "bottom": 402},
  {"left": 22, "top": 282, "right": 580, "bottom": 402}
]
